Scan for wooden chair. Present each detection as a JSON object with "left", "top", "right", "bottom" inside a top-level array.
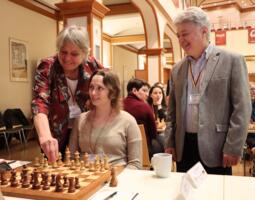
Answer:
[{"left": 138, "top": 124, "right": 150, "bottom": 169}]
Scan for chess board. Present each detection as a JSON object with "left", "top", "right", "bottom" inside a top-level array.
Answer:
[{"left": 0, "top": 164, "right": 111, "bottom": 200}]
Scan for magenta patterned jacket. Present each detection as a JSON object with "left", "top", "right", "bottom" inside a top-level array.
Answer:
[{"left": 31, "top": 55, "right": 102, "bottom": 148}]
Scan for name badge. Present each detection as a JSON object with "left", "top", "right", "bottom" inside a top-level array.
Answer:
[
  {"left": 69, "top": 105, "right": 81, "bottom": 119},
  {"left": 188, "top": 94, "right": 201, "bottom": 105}
]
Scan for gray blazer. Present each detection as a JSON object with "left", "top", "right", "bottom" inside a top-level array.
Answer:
[{"left": 165, "top": 46, "right": 251, "bottom": 167}]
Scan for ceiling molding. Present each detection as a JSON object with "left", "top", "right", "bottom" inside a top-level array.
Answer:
[
  {"left": 55, "top": 1, "right": 109, "bottom": 18},
  {"left": 164, "top": 47, "right": 173, "bottom": 53},
  {"left": 138, "top": 48, "right": 163, "bottom": 55},
  {"left": 118, "top": 45, "right": 138, "bottom": 54},
  {"left": 201, "top": 0, "right": 255, "bottom": 12},
  {"left": 8, "top": 0, "right": 59, "bottom": 20},
  {"left": 201, "top": 2, "right": 242, "bottom": 12},
  {"left": 106, "top": 3, "right": 138, "bottom": 15},
  {"left": 102, "top": 33, "right": 112, "bottom": 42},
  {"left": 111, "top": 34, "right": 145, "bottom": 44}
]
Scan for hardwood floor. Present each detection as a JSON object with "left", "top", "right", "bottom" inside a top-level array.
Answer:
[
  {"left": 0, "top": 138, "right": 253, "bottom": 177},
  {"left": 0, "top": 138, "right": 41, "bottom": 162}
]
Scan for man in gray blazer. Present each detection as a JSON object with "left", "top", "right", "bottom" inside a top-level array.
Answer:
[{"left": 165, "top": 7, "right": 251, "bottom": 175}]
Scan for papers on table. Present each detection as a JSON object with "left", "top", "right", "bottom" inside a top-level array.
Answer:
[
  {"left": 177, "top": 162, "right": 207, "bottom": 200},
  {"left": 89, "top": 188, "right": 138, "bottom": 200},
  {"left": 7, "top": 160, "right": 31, "bottom": 169}
]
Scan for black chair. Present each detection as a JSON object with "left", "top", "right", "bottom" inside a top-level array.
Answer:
[
  {"left": 12, "top": 108, "right": 34, "bottom": 142},
  {"left": 0, "top": 112, "right": 10, "bottom": 151},
  {"left": 3, "top": 109, "right": 26, "bottom": 146}
]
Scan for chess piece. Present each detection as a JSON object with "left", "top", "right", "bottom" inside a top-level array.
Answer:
[
  {"left": 50, "top": 174, "right": 56, "bottom": 186},
  {"left": 83, "top": 153, "right": 89, "bottom": 168},
  {"left": 57, "top": 152, "right": 63, "bottom": 167},
  {"left": 21, "top": 173, "right": 30, "bottom": 188},
  {"left": 109, "top": 167, "right": 118, "bottom": 187},
  {"left": 104, "top": 155, "right": 109, "bottom": 170},
  {"left": 80, "top": 161, "right": 85, "bottom": 170},
  {"left": 68, "top": 177, "right": 76, "bottom": 193},
  {"left": 65, "top": 147, "right": 71, "bottom": 167},
  {"left": 42, "top": 172, "right": 50, "bottom": 190},
  {"left": 75, "top": 177, "right": 80, "bottom": 189},
  {"left": 43, "top": 158, "right": 48, "bottom": 168},
  {"left": 10, "top": 170, "right": 18, "bottom": 187},
  {"left": 55, "top": 174, "right": 63, "bottom": 192},
  {"left": 94, "top": 155, "right": 100, "bottom": 171},
  {"left": 63, "top": 175, "right": 68, "bottom": 188},
  {"left": 40, "top": 153, "right": 45, "bottom": 167},
  {"left": 32, "top": 170, "right": 41, "bottom": 190},
  {"left": 21, "top": 165, "right": 29, "bottom": 188},
  {"left": 20, "top": 165, "right": 28, "bottom": 183},
  {"left": 1, "top": 171, "right": 8, "bottom": 185},
  {"left": 34, "top": 157, "right": 40, "bottom": 167},
  {"left": 52, "top": 161, "right": 58, "bottom": 169},
  {"left": 74, "top": 151, "right": 80, "bottom": 167},
  {"left": 88, "top": 162, "right": 94, "bottom": 171},
  {"left": 70, "top": 160, "right": 76, "bottom": 170},
  {"left": 30, "top": 172, "right": 34, "bottom": 184}
]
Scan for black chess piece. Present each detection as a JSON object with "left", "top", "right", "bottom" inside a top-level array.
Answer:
[
  {"left": 10, "top": 170, "right": 18, "bottom": 187},
  {"left": 63, "top": 175, "right": 68, "bottom": 188},
  {"left": 75, "top": 177, "right": 80, "bottom": 189},
  {"left": 42, "top": 172, "right": 50, "bottom": 190},
  {"left": 32, "top": 170, "right": 41, "bottom": 190},
  {"left": 68, "top": 177, "right": 75, "bottom": 193},
  {"left": 50, "top": 174, "right": 56, "bottom": 186},
  {"left": 55, "top": 174, "right": 63, "bottom": 192},
  {"left": 1, "top": 171, "right": 8, "bottom": 185}
]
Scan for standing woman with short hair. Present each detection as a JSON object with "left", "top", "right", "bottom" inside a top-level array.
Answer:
[{"left": 32, "top": 25, "right": 103, "bottom": 162}]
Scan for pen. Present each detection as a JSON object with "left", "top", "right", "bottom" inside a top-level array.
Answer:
[
  {"left": 103, "top": 191, "right": 117, "bottom": 200},
  {"left": 131, "top": 192, "right": 139, "bottom": 200}
]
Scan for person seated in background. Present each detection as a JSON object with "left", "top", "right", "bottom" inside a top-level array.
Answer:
[
  {"left": 69, "top": 70, "right": 142, "bottom": 169},
  {"left": 247, "top": 82, "right": 255, "bottom": 156},
  {"left": 147, "top": 84, "right": 167, "bottom": 123},
  {"left": 32, "top": 25, "right": 103, "bottom": 162},
  {"left": 141, "top": 81, "right": 151, "bottom": 102},
  {"left": 123, "top": 78, "right": 163, "bottom": 158},
  {"left": 250, "top": 82, "right": 255, "bottom": 122},
  {"left": 247, "top": 82, "right": 255, "bottom": 177}
]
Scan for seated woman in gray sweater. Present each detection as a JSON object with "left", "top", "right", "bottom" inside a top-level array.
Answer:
[{"left": 69, "top": 70, "right": 142, "bottom": 169}]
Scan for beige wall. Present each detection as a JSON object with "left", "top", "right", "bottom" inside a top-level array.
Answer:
[
  {"left": 0, "top": 1, "right": 56, "bottom": 117},
  {"left": 207, "top": 7, "right": 255, "bottom": 28},
  {"left": 112, "top": 46, "right": 138, "bottom": 98},
  {"left": 210, "top": 29, "right": 255, "bottom": 73}
]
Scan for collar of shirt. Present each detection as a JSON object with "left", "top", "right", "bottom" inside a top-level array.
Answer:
[{"left": 187, "top": 43, "right": 213, "bottom": 64}]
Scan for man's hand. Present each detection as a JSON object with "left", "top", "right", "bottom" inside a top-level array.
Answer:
[
  {"left": 39, "top": 136, "right": 59, "bottom": 163},
  {"left": 223, "top": 154, "right": 240, "bottom": 168},
  {"left": 165, "top": 147, "right": 176, "bottom": 161}
]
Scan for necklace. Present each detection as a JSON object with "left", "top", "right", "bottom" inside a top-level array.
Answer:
[{"left": 88, "top": 109, "right": 112, "bottom": 153}]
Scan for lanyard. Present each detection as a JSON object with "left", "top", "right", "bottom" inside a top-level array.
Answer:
[
  {"left": 67, "top": 85, "right": 76, "bottom": 105},
  {"left": 189, "top": 61, "right": 204, "bottom": 87}
]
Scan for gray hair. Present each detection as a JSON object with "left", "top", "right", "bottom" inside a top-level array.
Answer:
[
  {"left": 56, "top": 25, "right": 90, "bottom": 56},
  {"left": 174, "top": 7, "right": 211, "bottom": 40}
]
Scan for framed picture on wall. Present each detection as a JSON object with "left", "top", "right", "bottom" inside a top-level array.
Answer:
[{"left": 9, "top": 38, "right": 28, "bottom": 82}]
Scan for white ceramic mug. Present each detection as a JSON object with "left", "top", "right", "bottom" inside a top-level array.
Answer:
[{"left": 151, "top": 153, "right": 172, "bottom": 178}]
